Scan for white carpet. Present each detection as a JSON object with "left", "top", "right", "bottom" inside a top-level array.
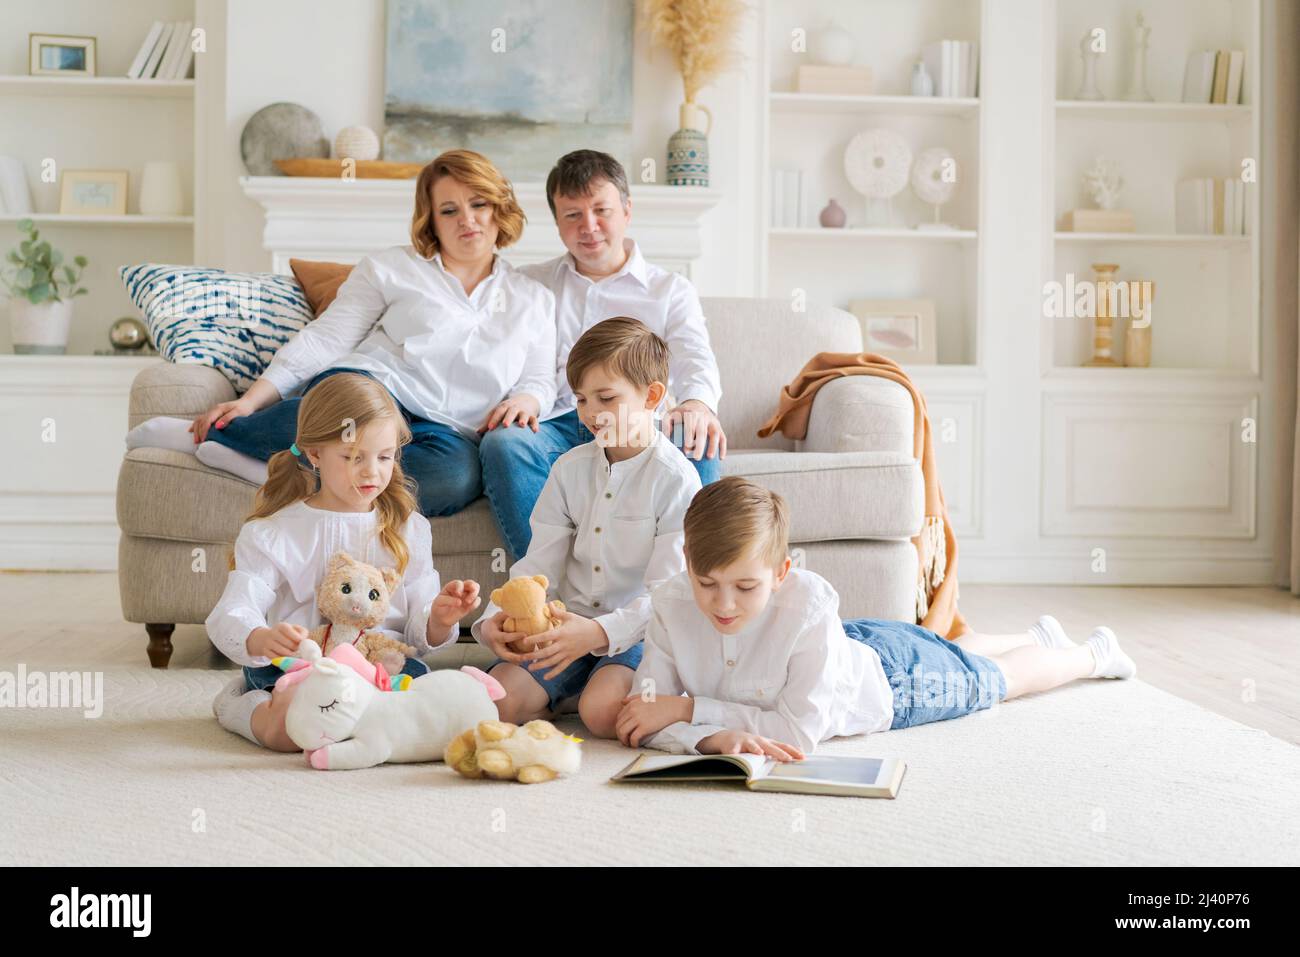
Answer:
[{"left": 2, "top": 667, "right": 1297, "bottom": 866}]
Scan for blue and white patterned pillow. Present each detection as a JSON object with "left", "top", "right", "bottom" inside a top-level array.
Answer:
[{"left": 119, "top": 263, "right": 313, "bottom": 393}]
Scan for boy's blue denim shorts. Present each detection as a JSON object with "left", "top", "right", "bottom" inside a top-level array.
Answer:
[
  {"left": 490, "top": 643, "right": 643, "bottom": 711},
  {"left": 243, "top": 654, "right": 430, "bottom": 692},
  {"left": 842, "top": 618, "right": 1006, "bottom": 730}
]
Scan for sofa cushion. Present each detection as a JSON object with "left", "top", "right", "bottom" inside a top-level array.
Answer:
[
  {"left": 722, "top": 449, "right": 923, "bottom": 541},
  {"left": 700, "top": 297, "right": 863, "bottom": 452},
  {"left": 289, "top": 259, "right": 354, "bottom": 317},
  {"left": 119, "top": 263, "right": 314, "bottom": 393}
]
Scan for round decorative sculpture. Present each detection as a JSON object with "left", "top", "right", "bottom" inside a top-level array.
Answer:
[
  {"left": 109, "top": 316, "right": 150, "bottom": 350},
  {"left": 845, "top": 128, "right": 912, "bottom": 200},
  {"left": 910, "top": 147, "right": 958, "bottom": 229},
  {"left": 240, "top": 102, "right": 330, "bottom": 176},
  {"left": 334, "top": 125, "right": 381, "bottom": 161}
]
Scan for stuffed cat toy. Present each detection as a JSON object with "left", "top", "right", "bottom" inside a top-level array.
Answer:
[
  {"left": 273, "top": 640, "right": 505, "bottom": 771},
  {"left": 445, "top": 719, "right": 583, "bottom": 784},
  {"left": 306, "top": 550, "right": 414, "bottom": 676},
  {"left": 493, "top": 574, "right": 566, "bottom": 655}
]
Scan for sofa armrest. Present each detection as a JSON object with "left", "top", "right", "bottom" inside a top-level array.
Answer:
[
  {"left": 128, "top": 363, "right": 237, "bottom": 429},
  {"left": 798, "top": 375, "right": 916, "bottom": 456}
]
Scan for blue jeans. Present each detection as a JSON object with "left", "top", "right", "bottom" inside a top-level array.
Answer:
[
  {"left": 478, "top": 409, "right": 722, "bottom": 560},
  {"left": 243, "top": 653, "right": 430, "bottom": 692},
  {"left": 205, "top": 366, "right": 482, "bottom": 517},
  {"left": 842, "top": 618, "right": 1006, "bottom": 730},
  {"left": 489, "top": 642, "right": 644, "bottom": 712}
]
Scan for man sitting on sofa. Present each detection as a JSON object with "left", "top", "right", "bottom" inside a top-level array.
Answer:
[{"left": 479, "top": 149, "right": 726, "bottom": 560}]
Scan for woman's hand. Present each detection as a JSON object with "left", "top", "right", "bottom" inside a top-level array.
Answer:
[
  {"left": 478, "top": 611, "right": 529, "bottom": 664},
  {"left": 190, "top": 378, "right": 282, "bottom": 443},
  {"left": 616, "top": 694, "right": 693, "bottom": 748},
  {"left": 430, "top": 579, "right": 481, "bottom": 631},
  {"left": 697, "top": 730, "right": 804, "bottom": 763},
  {"left": 477, "top": 393, "right": 541, "bottom": 434},
  {"left": 519, "top": 610, "right": 608, "bottom": 680},
  {"left": 247, "top": 622, "right": 310, "bottom": 660}
]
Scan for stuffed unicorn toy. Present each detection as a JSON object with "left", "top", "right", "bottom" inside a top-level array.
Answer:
[{"left": 273, "top": 640, "right": 504, "bottom": 771}]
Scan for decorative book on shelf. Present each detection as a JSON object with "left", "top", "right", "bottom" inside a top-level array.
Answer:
[
  {"left": 795, "top": 64, "right": 872, "bottom": 95},
  {"left": 1181, "top": 50, "right": 1245, "bottom": 104},
  {"left": 1059, "top": 209, "right": 1135, "bottom": 232}
]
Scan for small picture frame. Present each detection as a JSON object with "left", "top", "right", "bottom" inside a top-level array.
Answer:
[
  {"left": 29, "top": 34, "right": 97, "bottom": 77},
  {"left": 848, "top": 298, "right": 938, "bottom": 365},
  {"left": 60, "top": 169, "right": 129, "bottom": 216}
]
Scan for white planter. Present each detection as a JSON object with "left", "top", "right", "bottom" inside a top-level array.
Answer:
[{"left": 9, "top": 297, "right": 73, "bottom": 354}]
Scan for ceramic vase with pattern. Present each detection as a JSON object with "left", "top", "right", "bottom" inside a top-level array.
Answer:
[{"left": 667, "top": 102, "right": 711, "bottom": 187}]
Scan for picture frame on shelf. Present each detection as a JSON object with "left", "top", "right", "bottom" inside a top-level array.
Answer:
[
  {"left": 59, "top": 169, "right": 128, "bottom": 216},
  {"left": 28, "top": 34, "right": 97, "bottom": 77},
  {"left": 849, "top": 298, "right": 938, "bottom": 364}
]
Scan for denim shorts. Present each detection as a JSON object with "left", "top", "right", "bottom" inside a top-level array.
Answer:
[
  {"left": 842, "top": 618, "right": 1006, "bottom": 730},
  {"left": 243, "top": 653, "right": 430, "bottom": 692},
  {"left": 490, "top": 642, "right": 644, "bottom": 711}
]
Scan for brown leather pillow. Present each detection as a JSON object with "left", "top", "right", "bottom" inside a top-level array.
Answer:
[{"left": 289, "top": 259, "right": 355, "bottom": 318}]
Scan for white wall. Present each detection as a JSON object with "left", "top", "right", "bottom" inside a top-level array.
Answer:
[{"left": 203, "top": 0, "right": 757, "bottom": 296}]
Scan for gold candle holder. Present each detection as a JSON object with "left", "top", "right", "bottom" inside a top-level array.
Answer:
[{"left": 1084, "top": 262, "right": 1121, "bottom": 367}]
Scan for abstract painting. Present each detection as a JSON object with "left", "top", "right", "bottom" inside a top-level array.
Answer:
[{"left": 383, "top": 0, "right": 634, "bottom": 182}]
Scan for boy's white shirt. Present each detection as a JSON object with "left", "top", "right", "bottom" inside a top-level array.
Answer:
[
  {"left": 205, "top": 500, "right": 456, "bottom": 668},
  {"left": 471, "top": 428, "right": 701, "bottom": 656},
  {"left": 519, "top": 239, "right": 722, "bottom": 419},
  {"left": 261, "top": 246, "right": 558, "bottom": 440},
  {"left": 634, "top": 568, "right": 895, "bottom": 755}
]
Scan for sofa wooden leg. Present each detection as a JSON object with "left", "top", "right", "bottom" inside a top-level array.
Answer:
[{"left": 146, "top": 623, "right": 175, "bottom": 669}]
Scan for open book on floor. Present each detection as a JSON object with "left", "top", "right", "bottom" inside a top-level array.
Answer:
[{"left": 611, "top": 752, "right": 906, "bottom": 798}]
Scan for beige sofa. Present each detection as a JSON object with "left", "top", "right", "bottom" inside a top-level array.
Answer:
[{"left": 117, "top": 297, "right": 923, "bottom": 668}]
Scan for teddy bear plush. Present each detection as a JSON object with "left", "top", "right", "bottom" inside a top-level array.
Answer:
[
  {"left": 444, "top": 719, "right": 582, "bottom": 784},
  {"left": 305, "top": 550, "right": 414, "bottom": 676},
  {"left": 492, "top": 574, "right": 566, "bottom": 655}
]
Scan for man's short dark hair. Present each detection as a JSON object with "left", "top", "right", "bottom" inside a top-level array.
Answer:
[{"left": 544, "top": 150, "right": 631, "bottom": 218}]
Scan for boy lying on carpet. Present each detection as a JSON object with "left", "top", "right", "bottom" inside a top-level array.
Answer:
[
  {"left": 615, "top": 476, "right": 1137, "bottom": 759},
  {"left": 472, "top": 318, "right": 702, "bottom": 738}
]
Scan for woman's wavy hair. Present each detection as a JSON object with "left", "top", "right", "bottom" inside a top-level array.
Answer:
[
  {"left": 410, "top": 149, "right": 525, "bottom": 258},
  {"left": 227, "top": 373, "right": 421, "bottom": 574}
]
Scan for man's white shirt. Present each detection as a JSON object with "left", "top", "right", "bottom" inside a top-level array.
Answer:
[
  {"left": 634, "top": 568, "right": 896, "bottom": 754},
  {"left": 471, "top": 429, "right": 702, "bottom": 656},
  {"left": 518, "top": 239, "right": 722, "bottom": 419},
  {"left": 262, "top": 245, "right": 557, "bottom": 440}
]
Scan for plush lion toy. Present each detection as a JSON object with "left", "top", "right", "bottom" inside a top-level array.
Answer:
[
  {"left": 445, "top": 719, "right": 582, "bottom": 784},
  {"left": 492, "top": 574, "right": 565, "bottom": 655},
  {"left": 304, "top": 550, "right": 414, "bottom": 676}
]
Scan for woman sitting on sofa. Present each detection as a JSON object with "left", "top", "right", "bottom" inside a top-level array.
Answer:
[{"left": 125, "top": 149, "right": 557, "bottom": 518}]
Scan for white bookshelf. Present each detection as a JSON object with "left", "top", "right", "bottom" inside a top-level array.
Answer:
[
  {"left": 758, "top": 0, "right": 985, "bottom": 368},
  {"left": 0, "top": 0, "right": 204, "bottom": 357}
]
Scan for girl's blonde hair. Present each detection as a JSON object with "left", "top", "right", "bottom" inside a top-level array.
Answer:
[
  {"left": 228, "top": 373, "right": 421, "bottom": 574},
  {"left": 410, "top": 149, "right": 525, "bottom": 259}
]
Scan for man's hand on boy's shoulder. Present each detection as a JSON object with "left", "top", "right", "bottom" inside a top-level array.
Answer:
[
  {"left": 521, "top": 610, "right": 609, "bottom": 679},
  {"left": 661, "top": 399, "right": 727, "bottom": 462}
]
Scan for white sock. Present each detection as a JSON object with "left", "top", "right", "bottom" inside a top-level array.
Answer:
[
  {"left": 212, "top": 674, "right": 270, "bottom": 746},
  {"left": 1085, "top": 626, "right": 1137, "bottom": 679},
  {"left": 196, "top": 440, "right": 269, "bottom": 485},
  {"left": 1029, "top": 614, "right": 1076, "bottom": 649},
  {"left": 125, "top": 416, "right": 198, "bottom": 455}
]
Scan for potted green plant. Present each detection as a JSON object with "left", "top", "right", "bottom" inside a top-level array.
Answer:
[{"left": 3, "top": 218, "right": 88, "bottom": 354}]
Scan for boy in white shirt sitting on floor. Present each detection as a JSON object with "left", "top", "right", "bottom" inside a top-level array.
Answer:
[
  {"left": 616, "top": 476, "right": 1137, "bottom": 758},
  {"left": 472, "top": 318, "right": 702, "bottom": 737}
]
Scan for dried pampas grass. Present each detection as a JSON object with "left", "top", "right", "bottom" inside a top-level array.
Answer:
[{"left": 642, "top": 0, "right": 746, "bottom": 103}]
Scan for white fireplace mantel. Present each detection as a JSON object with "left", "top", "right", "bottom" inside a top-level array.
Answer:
[{"left": 238, "top": 177, "right": 722, "bottom": 279}]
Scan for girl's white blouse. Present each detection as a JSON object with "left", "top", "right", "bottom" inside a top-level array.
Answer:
[{"left": 204, "top": 500, "right": 456, "bottom": 668}]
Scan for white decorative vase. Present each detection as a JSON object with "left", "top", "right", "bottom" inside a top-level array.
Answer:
[
  {"left": 9, "top": 297, "right": 73, "bottom": 354},
  {"left": 812, "top": 23, "right": 855, "bottom": 66},
  {"left": 139, "top": 161, "right": 184, "bottom": 215}
]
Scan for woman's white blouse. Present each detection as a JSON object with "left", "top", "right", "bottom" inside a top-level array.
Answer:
[
  {"left": 261, "top": 246, "right": 558, "bottom": 439},
  {"left": 204, "top": 500, "right": 456, "bottom": 668},
  {"left": 634, "top": 568, "right": 895, "bottom": 755}
]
